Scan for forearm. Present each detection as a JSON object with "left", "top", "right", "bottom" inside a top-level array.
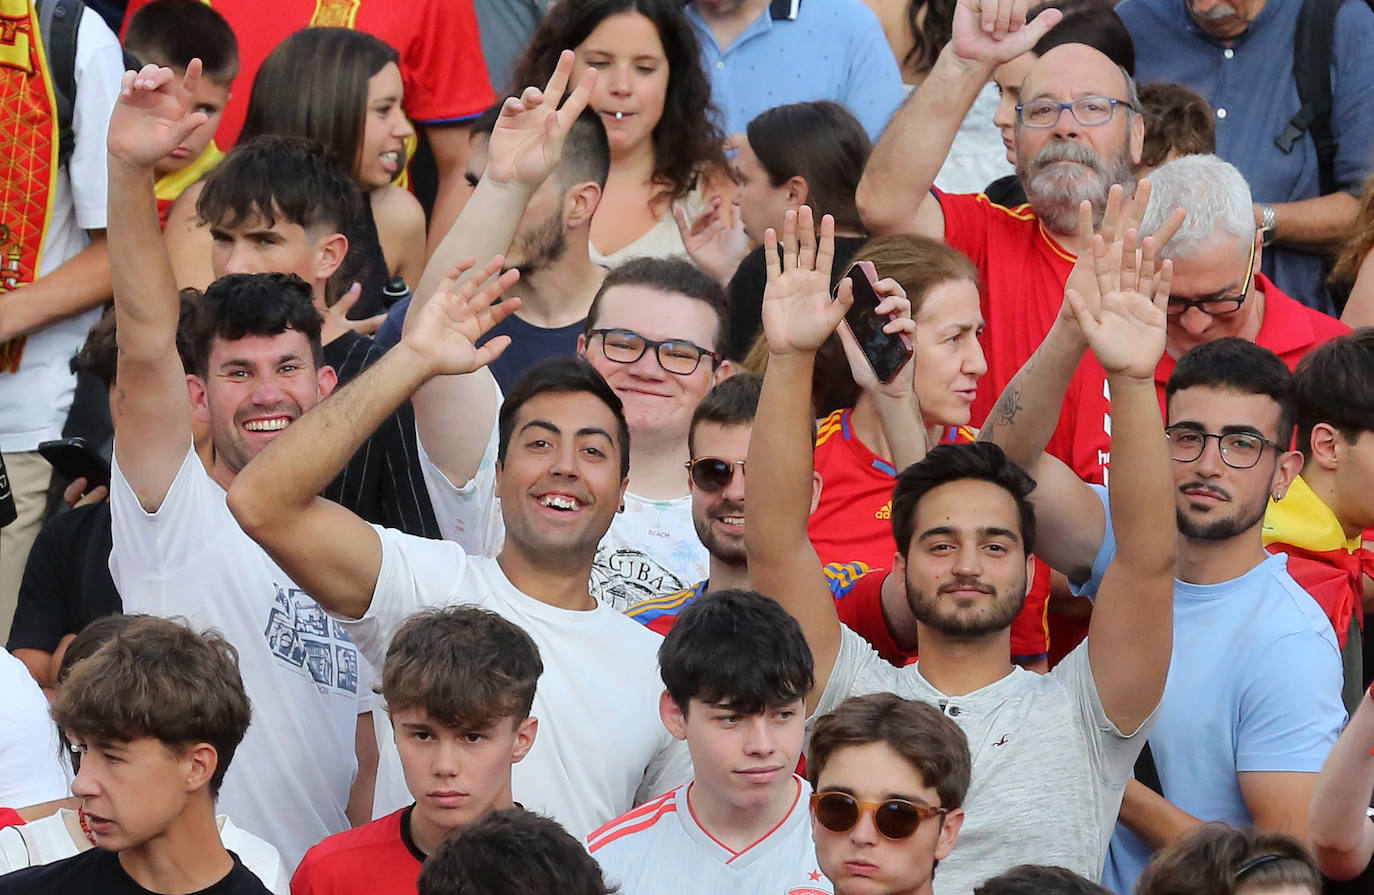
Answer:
[
  {"left": 978, "top": 318, "right": 1087, "bottom": 468},
  {"left": 1311, "top": 691, "right": 1374, "bottom": 877},
  {"left": 1262, "top": 192, "right": 1359, "bottom": 254},
  {"left": 1118, "top": 779, "right": 1204, "bottom": 851},
  {"left": 0, "top": 235, "right": 111, "bottom": 341},
  {"left": 109, "top": 159, "right": 181, "bottom": 357},
  {"left": 1103, "top": 375, "right": 1174, "bottom": 577},
  {"left": 422, "top": 124, "right": 475, "bottom": 260},
  {"left": 411, "top": 175, "right": 533, "bottom": 312},
  {"left": 748, "top": 352, "right": 825, "bottom": 560},
  {"left": 347, "top": 713, "right": 378, "bottom": 827},
  {"left": 857, "top": 47, "right": 990, "bottom": 235},
  {"left": 872, "top": 392, "right": 928, "bottom": 471}
]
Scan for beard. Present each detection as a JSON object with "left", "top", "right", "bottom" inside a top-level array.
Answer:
[
  {"left": 693, "top": 499, "right": 747, "bottom": 567},
  {"left": 906, "top": 571, "right": 1028, "bottom": 641},
  {"left": 1018, "top": 138, "right": 1136, "bottom": 234},
  {"left": 1175, "top": 480, "right": 1271, "bottom": 540},
  {"left": 506, "top": 210, "right": 567, "bottom": 278}
]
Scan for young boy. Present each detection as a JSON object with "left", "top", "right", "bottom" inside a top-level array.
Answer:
[
  {"left": 417, "top": 808, "right": 615, "bottom": 895},
  {"left": 291, "top": 607, "right": 541, "bottom": 894},
  {"left": 587, "top": 589, "right": 824, "bottom": 893},
  {"left": 808, "top": 694, "right": 970, "bottom": 895},
  {"left": 121, "top": 0, "right": 238, "bottom": 224},
  {"left": 0, "top": 616, "right": 265, "bottom": 894}
]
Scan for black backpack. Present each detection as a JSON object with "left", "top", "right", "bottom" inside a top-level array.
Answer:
[{"left": 36, "top": 0, "right": 83, "bottom": 170}]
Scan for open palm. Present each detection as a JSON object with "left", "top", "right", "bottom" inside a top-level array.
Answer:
[
  {"left": 107, "top": 61, "right": 209, "bottom": 169},
  {"left": 760, "top": 208, "right": 848, "bottom": 355},
  {"left": 1067, "top": 230, "right": 1172, "bottom": 379},
  {"left": 485, "top": 50, "right": 597, "bottom": 187},
  {"left": 406, "top": 257, "right": 522, "bottom": 377}
]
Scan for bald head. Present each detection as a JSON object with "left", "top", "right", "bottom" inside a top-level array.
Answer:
[{"left": 1021, "top": 44, "right": 1134, "bottom": 107}]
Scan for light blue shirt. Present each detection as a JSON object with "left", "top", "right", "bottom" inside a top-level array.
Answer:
[
  {"left": 687, "top": 0, "right": 906, "bottom": 139},
  {"left": 1072, "top": 485, "right": 1346, "bottom": 893},
  {"left": 1117, "top": 0, "right": 1374, "bottom": 313}
]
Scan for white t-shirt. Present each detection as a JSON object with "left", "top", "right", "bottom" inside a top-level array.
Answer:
[
  {"left": 108, "top": 446, "right": 370, "bottom": 871},
  {"left": 0, "top": 650, "right": 67, "bottom": 808},
  {"left": 0, "top": 811, "right": 290, "bottom": 894},
  {"left": 587, "top": 775, "right": 832, "bottom": 895},
  {"left": 0, "top": 13, "right": 123, "bottom": 452},
  {"left": 420, "top": 423, "right": 708, "bottom": 611},
  {"left": 815, "top": 627, "right": 1150, "bottom": 894},
  {"left": 344, "top": 526, "right": 693, "bottom": 841}
]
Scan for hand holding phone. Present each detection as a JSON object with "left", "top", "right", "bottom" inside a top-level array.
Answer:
[
  {"left": 836, "top": 262, "right": 914, "bottom": 384},
  {"left": 38, "top": 437, "right": 111, "bottom": 493}
]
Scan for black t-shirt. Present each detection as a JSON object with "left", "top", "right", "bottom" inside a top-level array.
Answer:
[
  {"left": 322, "top": 331, "right": 440, "bottom": 538},
  {"left": 6, "top": 502, "right": 119, "bottom": 653},
  {"left": 0, "top": 848, "right": 270, "bottom": 894},
  {"left": 725, "top": 237, "right": 870, "bottom": 362},
  {"left": 982, "top": 174, "right": 1027, "bottom": 208},
  {"left": 476, "top": 312, "right": 586, "bottom": 394}
]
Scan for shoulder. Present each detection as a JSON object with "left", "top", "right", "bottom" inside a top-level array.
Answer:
[
  {"left": 1255, "top": 557, "right": 1343, "bottom": 645},
  {"left": 586, "top": 788, "right": 681, "bottom": 854},
  {"left": 296, "top": 810, "right": 406, "bottom": 869},
  {"left": 370, "top": 186, "right": 426, "bottom": 234}
]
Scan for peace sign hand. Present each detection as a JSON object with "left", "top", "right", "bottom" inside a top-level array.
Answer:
[{"left": 485, "top": 50, "right": 598, "bottom": 187}]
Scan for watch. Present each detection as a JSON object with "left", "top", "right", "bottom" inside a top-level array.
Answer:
[{"left": 1259, "top": 203, "right": 1277, "bottom": 246}]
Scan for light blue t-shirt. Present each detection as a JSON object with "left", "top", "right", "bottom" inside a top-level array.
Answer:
[
  {"left": 1072, "top": 485, "right": 1346, "bottom": 893},
  {"left": 687, "top": 0, "right": 906, "bottom": 140}
]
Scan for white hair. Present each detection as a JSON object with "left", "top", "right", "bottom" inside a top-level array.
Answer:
[{"left": 1139, "top": 153, "right": 1255, "bottom": 259}]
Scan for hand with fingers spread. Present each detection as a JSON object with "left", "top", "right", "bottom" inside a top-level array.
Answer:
[
  {"left": 404, "top": 256, "right": 523, "bottom": 377},
  {"left": 675, "top": 196, "right": 749, "bottom": 285},
  {"left": 837, "top": 273, "right": 917, "bottom": 399},
  {"left": 485, "top": 49, "right": 598, "bottom": 187},
  {"left": 108, "top": 60, "right": 211, "bottom": 169},
  {"left": 760, "top": 207, "right": 847, "bottom": 356},
  {"left": 1065, "top": 228, "right": 1173, "bottom": 380},
  {"left": 949, "top": 0, "right": 1062, "bottom": 67}
]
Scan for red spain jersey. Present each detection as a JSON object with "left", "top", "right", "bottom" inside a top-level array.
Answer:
[
  {"left": 290, "top": 806, "right": 422, "bottom": 895},
  {"left": 122, "top": 0, "right": 495, "bottom": 147}
]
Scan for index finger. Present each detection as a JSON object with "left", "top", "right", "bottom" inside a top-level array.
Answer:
[
  {"left": 543, "top": 49, "right": 575, "bottom": 108},
  {"left": 555, "top": 65, "right": 598, "bottom": 134}
]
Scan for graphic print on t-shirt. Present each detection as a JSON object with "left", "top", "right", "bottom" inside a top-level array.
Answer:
[
  {"left": 264, "top": 585, "right": 360, "bottom": 695},
  {"left": 591, "top": 547, "right": 690, "bottom": 612}
]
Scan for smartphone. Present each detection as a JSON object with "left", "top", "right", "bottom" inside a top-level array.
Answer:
[
  {"left": 38, "top": 437, "right": 110, "bottom": 491},
  {"left": 838, "top": 261, "right": 914, "bottom": 384}
]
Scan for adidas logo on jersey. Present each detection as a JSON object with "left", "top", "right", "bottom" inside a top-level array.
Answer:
[{"left": 874, "top": 501, "right": 891, "bottom": 520}]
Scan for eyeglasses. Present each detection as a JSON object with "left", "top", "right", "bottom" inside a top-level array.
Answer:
[
  {"left": 590, "top": 328, "right": 721, "bottom": 376},
  {"left": 1167, "top": 241, "right": 1256, "bottom": 317},
  {"left": 1165, "top": 426, "right": 1282, "bottom": 469},
  {"left": 686, "top": 457, "right": 745, "bottom": 492},
  {"left": 1016, "top": 96, "right": 1135, "bottom": 128},
  {"left": 810, "top": 792, "right": 948, "bottom": 841}
]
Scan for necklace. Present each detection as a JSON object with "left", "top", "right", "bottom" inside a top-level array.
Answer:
[{"left": 76, "top": 808, "right": 98, "bottom": 846}]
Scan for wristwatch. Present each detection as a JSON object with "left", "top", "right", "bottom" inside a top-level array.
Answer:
[{"left": 1259, "top": 203, "right": 1277, "bottom": 246}]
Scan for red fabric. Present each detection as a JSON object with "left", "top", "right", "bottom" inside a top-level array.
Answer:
[
  {"left": 1266, "top": 544, "right": 1373, "bottom": 649},
  {"left": 122, "top": 0, "right": 495, "bottom": 147},
  {"left": 291, "top": 807, "right": 420, "bottom": 895},
  {"left": 0, "top": 808, "right": 24, "bottom": 830}
]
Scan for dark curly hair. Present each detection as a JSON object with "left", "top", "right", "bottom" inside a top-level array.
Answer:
[{"left": 507, "top": 0, "right": 727, "bottom": 201}]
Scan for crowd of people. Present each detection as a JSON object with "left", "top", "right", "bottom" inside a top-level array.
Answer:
[{"left": 1, "top": 0, "right": 1374, "bottom": 892}]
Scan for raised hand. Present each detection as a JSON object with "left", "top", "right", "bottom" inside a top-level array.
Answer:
[
  {"left": 837, "top": 271, "right": 917, "bottom": 399},
  {"left": 1065, "top": 228, "right": 1173, "bottom": 379},
  {"left": 108, "top": 61, "right": 210, "bottom": 170},
  {"left": 403, "top": 257, "right": 523, "bottom": 377},
  {"left": 761, "top": 207, "right": 847, "bottom": 356},
  {"left": 949, "top": 0, "right": 1062, "bottom": 66},
  {"left": 675, "top": 195, "right": 749, "bottom": 285},
  {"left": 485, "top": 50, "right": 598, "bottom": 187}
]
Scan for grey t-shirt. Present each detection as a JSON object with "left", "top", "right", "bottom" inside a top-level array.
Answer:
[{"left": 815, "top": 627, "right": 1152, "bottom": 894}]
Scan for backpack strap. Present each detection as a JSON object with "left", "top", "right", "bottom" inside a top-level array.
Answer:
[
  {"left": 36, "top": 0, "right": 82, "bottom": 170},
  {"left": 1277, "top": 0, "right": 1343, "bottom": 195}
]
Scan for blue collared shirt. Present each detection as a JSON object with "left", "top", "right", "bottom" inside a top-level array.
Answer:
[
  {"left": 1117, "top": 0, "right": 1374, "bottom": 313},
  {"left": 687, "top": 0, "right": 906, "bottom": 139}
]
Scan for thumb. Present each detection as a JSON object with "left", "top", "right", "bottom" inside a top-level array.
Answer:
[{"left": 333, "top": 283, "right": 363, "bottom": 316}]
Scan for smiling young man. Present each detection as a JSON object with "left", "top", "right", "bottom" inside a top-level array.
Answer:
[
  {"left": 808, "top": 694, "right": 970, "bottom": 895},
  {"left": 292, "top": 607, "right": 540, "bottom": 894},
  {"left": 588, "top": 589, "right": 827, "bottom": 893},
  {"left": 0, "top": 617, "right": 264, "bottom": 895}
]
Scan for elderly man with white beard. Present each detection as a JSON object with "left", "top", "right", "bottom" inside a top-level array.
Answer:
[{"left": 856, "top": 0, "right": 1145, "bottom": 485}]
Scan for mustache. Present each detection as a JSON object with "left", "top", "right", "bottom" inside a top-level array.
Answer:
[
  {"left": 1179, "top": 481, "right": 1231, "bottom": 501},
  {"left": 937, "top": 576, "right": 995, "bottom": 596},
  {"left": 1189, "top": 1, "right": 1238, "bottom": 20},
  {"left": 1031, "top": 140, "right": 1107, "bottom": 174},
  {"left": 709, "top": 500, "right": 744, "bottom": 518}
]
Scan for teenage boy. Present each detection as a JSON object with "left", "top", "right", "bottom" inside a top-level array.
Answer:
[
  {"left": 227, "top": 58, "right": 691, "bottom": 843},
  {"left": 121, "top": 0, "right": 237, "bottom": 225},
  {"left": 808, "top": 693, "right": 970, "bottom": 895},
  {"left": 748, "top": 207, "right": 1177, "bottom": 892},
  {"left": 0, "top": 616, "right": 265, "bottom": 895},
  {"left": 292, "top": 607, "right": 540, "bottom": 894},
  {"left": 417, "top": 808, "right": 615, "bottom": 895},
  {"left": 588, "top": 589, "right": 825, "bottom": 893}
]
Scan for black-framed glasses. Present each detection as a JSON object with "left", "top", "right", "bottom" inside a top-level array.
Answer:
[
  {"left": 590, "top": 328, "right": 721, "bottom": 376},
  {"left": 1165, "top": 426, "right": 1282, "bottom": 469},
  {"left": 1167, "top": 240, "right": 1256, "bottom": 317},
  {"left": 685, "top": 457, "right": 745, "bottom": 492},
  {"left": 810, "top": 792, "right": 947, "bottom": 841},
  {"left": 1016, "top": 96, "right": 1135, "bottom": 128}
]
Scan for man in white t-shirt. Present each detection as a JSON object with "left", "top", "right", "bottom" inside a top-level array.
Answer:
[
  {"left": 103, "top": 63, "right": 374, "bottom": 870},
  {"left": 588, "top": 589, "right": 826, "bottom": 893},
  {"left": 745, "top": 207, "right": 1177, "bottom": 894}
]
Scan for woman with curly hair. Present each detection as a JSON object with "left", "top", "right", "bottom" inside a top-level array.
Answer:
[
  {"left": 508, "top": 0, "right": 732, "bottom": 268},
  {"left": 1331, "top": 169, "right": 1374, "bottom": 327}
]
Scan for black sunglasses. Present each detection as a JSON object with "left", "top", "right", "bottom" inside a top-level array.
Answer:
[
  {"left": 685, "top": 457, "right": 745, "bottom": 493},
  {"left": 811, "top": 792, "right": 947, "bottom": 840}
]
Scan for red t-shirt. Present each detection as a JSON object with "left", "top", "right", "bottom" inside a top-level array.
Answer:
[
  {"left": 808, "top": 409, "right": 1050, "bottom": 659},
  {"left": 291, "top": 806, "right": 423, "bottom": 895},
  {"left": 1067, "top": 275, "right": 1350, "bottom": 479},
  {"left": 122, "top": 0, "right": 495, "bottom": 147}
]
